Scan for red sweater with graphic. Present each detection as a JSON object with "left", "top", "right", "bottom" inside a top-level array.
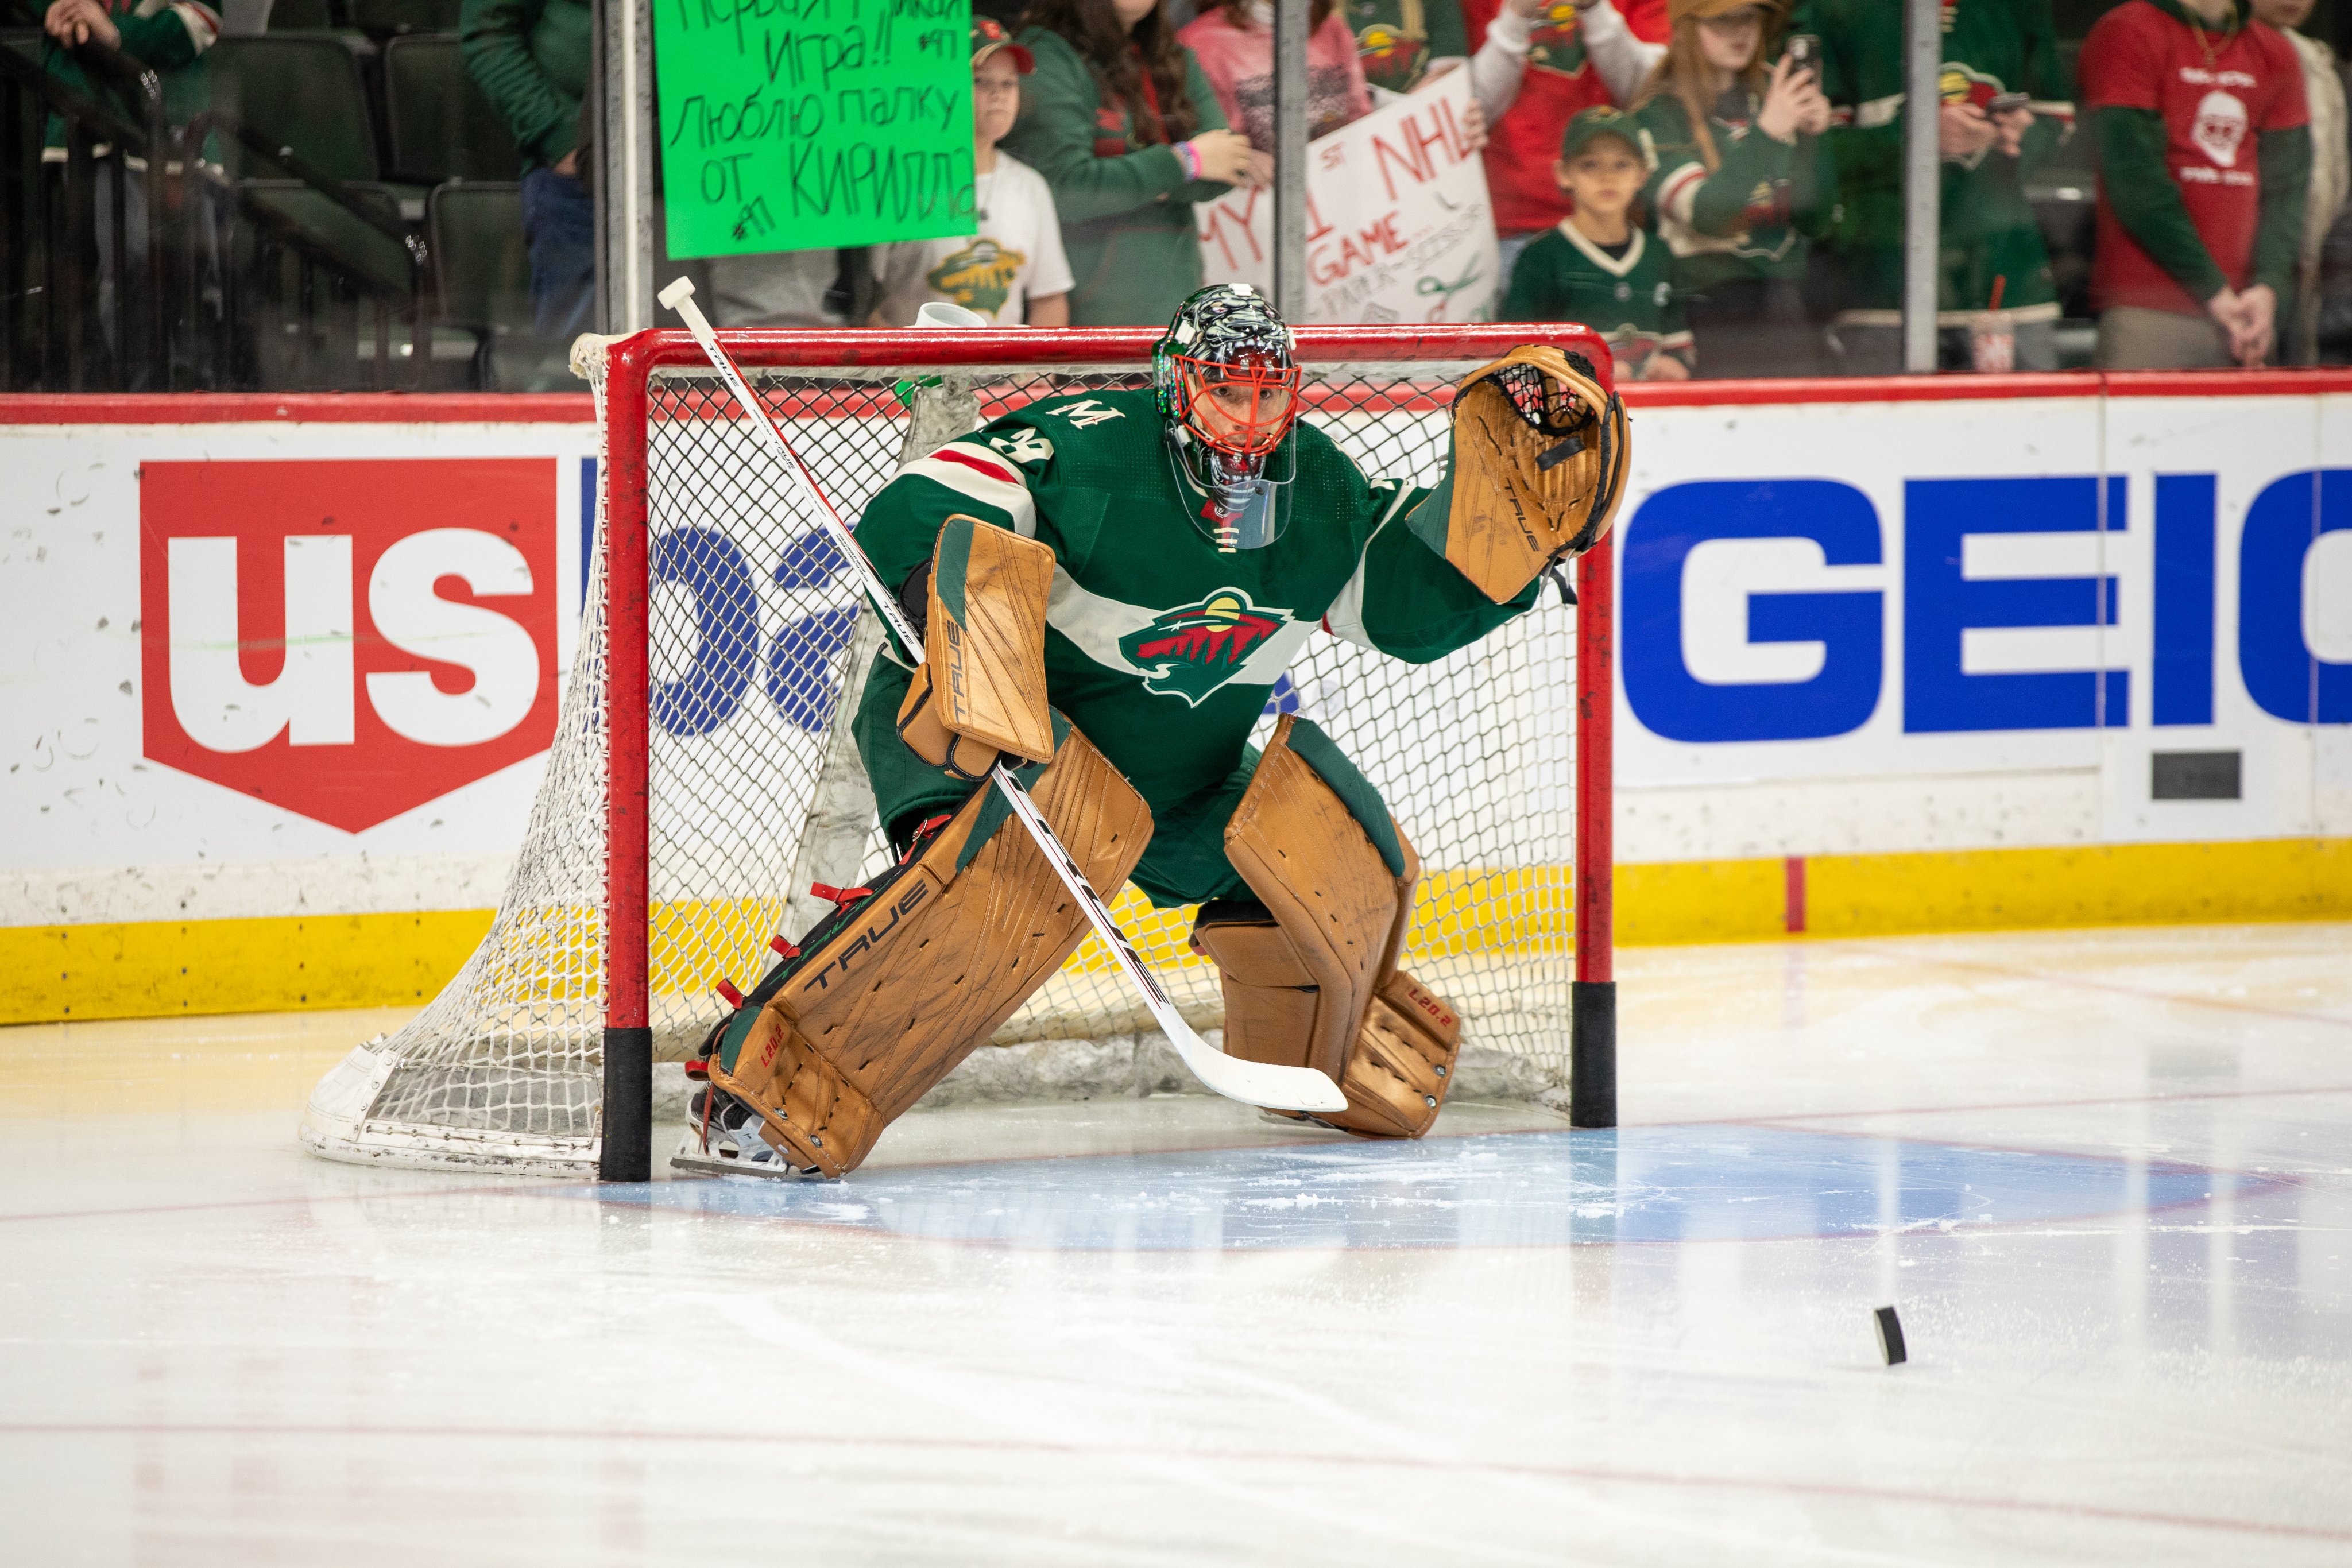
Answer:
[
  {"left": 2080, "top": 1, "right": 2307, "bottom": 314},
  {"left": 1465, "top": 0, "right": 1671, "bottom": 236}
]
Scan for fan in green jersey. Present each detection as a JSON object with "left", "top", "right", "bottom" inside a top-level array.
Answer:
[
  {"left": 687, "top": 286, "right": 1629, "bottom": 1176},
  {"left": 1796, "top": 0, "right": 2076, "bottom": 373}
]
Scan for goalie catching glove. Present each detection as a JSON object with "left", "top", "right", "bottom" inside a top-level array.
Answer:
[{"left": 1413, "top": 344, "right": 1630, "bottom": 605}]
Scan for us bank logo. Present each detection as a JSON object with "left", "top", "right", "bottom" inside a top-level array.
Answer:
[{"left": 138, "top": 459, "right": 560, "bottom": 833}]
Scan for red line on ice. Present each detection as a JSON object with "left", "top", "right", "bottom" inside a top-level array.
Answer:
[
  {"left": 1838, "top": 943, "right": 2352, "bottom": 1031},
  {"left": 3, "top": 1421, "right": 2346, "bottom": 1544}
]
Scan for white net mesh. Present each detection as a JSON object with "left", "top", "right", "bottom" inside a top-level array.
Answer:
[{"left": 301, "top": 342, "right": 1586, "bottom": 1174}]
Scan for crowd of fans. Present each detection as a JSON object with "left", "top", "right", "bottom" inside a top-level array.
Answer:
[{"left": 38, "top": 0, "right": 2352, "bottom": 378}]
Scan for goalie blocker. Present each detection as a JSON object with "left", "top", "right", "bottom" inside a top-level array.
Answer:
[{"left": 893, "top": 514, "right": 1057, "bottom": 780}]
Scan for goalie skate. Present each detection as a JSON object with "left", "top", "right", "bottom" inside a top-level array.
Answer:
[{"left": 670, "top": 1084, "right": 822, "bottom": 1180}]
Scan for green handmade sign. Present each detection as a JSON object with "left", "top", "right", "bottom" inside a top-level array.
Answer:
[{"left": 654, "top": 0, "right": 976, "bottom": 260}]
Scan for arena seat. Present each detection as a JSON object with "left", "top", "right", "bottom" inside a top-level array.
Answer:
[
  {"left": 349, "top": 0, "right": 463, "bottom": 38},
  {"left": 208, "top": 35, "right": 383, "bottom": 183},
  {"left": 385, "top": 35, "right": 520, "bottom": 184},
  {"left": 237, "top": 180, "right": 413, "bottom": 299},
  {"left": 428, "top": 180, "right": 547, "bottom": 386},
  {"left": 261, "top": 0, "right": 342, "bottom": 31}
]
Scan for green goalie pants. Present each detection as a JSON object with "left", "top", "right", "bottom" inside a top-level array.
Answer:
[{"left": 852, "top": 660, "right": 1259, "bottom": 909}]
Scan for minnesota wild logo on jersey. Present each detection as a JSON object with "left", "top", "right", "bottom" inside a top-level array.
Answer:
[
  {"left": 1939, "top": 63, "right": 2009, "bottom": 113},
  {"left": 1117, "top": 590, "right": 1291, "bottom": 707},
  {"left": 1355, "top": 21, "right": 1428, "bottom": 94}
]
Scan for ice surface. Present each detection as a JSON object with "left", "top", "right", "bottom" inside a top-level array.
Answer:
[
  {"left": 4, "top": 923, "right": 2350, "bottom": 1565},
  {"left": 634, "top": 1129, "right": 2258, "bottom": 1250}
]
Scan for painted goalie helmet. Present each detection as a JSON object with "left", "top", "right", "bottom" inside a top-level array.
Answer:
[{"left": 1152, "top": 284, "right": 1302, "bottom": 551}]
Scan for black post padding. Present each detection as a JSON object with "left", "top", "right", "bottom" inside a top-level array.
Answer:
[
  {"left": 599, "top": 1025, "right": 653, "bottom": 1182},
  {"left": 1570, "top": 979, "right": 1616, "bottom": 1129}
]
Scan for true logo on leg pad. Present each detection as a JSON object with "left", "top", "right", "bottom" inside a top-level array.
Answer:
[{"left": 788, "top": 875, "right": 939, "bottom": 1002}]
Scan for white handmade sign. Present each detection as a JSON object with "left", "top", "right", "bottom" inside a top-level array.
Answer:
[{"left": 1195, "top": 70, "right": 1498, "bottom": 325}]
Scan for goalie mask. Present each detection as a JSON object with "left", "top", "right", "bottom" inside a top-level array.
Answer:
[{"left": 1153, "top": 284, "right": 1303, "bottom": 551}]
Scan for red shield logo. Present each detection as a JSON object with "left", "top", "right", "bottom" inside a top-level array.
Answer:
[{"left": 139, "top": 459, "right": 560, "bottom": 833}]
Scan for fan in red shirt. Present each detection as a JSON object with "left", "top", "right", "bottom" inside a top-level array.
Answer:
[
  {"left": 1465, "top": 0, "right": 1673, "bottom": 248},
  {"left": 2080, "top": 0, "right": 2310, "bottom": 367}
]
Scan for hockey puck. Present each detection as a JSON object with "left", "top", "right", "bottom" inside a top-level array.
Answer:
[{"left": 1874, "top": 1304, "right": 1907, "bottom": 1365}]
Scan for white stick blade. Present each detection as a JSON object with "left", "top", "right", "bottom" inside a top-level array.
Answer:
[{"left": 1165, "top": 1016, "right": 1348, "bottom": 1113}]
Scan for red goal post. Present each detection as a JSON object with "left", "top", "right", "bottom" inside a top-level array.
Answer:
[
  {"left": 297, "top": 323, "right": 1615, "bottom": 1181},
  {"left": 598, "top": 322, "right": 1619, "bottom": 1179}
]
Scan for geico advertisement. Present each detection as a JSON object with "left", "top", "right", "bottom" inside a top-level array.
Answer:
[
  {"left": 0, "top": 391, "right": 2343, "bottom": 892},
  {"left": 1614, "top": 393, "right": 2347, "bottom": 797}
]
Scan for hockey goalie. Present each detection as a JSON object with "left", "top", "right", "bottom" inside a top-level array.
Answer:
[{"left": 684, "top": 285, "right": 1627, "bottom": 1178}]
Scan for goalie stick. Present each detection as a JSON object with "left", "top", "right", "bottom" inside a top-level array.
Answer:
[{"left": 655, "top": 278, "right": 1348, "bottom": 1117}]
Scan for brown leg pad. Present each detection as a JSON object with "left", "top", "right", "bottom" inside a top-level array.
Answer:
[
  {"left": 1199, "top": 714, "right": 1467, "bottom": 1139},
  {"left": 1213, "top": 721, "right": 1405, "bottom": 1083},
  {"left": 1316, "top": 970, "right": 1463, "bottom": 1138},
  {"left": 1186, "top": 903, "right": 1321, "bottom": 1072},
  {"left": 709, "top": 1016, "right": 884, "bottom": 1180},
  {"left": 714, "top": 723, "right": 1151, "bottom": 1176}
]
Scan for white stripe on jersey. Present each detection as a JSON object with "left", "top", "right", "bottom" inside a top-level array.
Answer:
[
  {"left": 1659, "top": 162, "right": 1707, "bottom": 229},
  {"left": 1046, "top": 568, "right": 1315, "bottom": 688},
  {"left": 895, "top": 440, "right": 1038, "bottom": 537}
]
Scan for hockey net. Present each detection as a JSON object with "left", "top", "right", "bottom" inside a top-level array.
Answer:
[{"left": 301, "top": 325, "right": 1614, "bottom": 1175}]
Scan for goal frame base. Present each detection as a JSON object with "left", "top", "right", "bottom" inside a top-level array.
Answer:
[{"left": 600, "top": 1025, "right": 655, "bottom": 1182}]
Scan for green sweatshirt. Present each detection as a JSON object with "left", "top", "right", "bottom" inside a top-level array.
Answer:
[
  {"left": 1796, "top": 0, "right": 2071, "bottom": 322},
  {"left": 459, "top": 0, "right": 590, "bottom": 169},
  {"left": 1633, "top": 88, "right": 1832, "bottom": 296},
  {"left": 41, "top": 0, "right": 214, "bottom": 148},
  {"left": 997, "top": 28, "right": 1237, "bottom": 327}
]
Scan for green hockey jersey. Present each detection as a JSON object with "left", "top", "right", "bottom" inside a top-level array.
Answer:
[
  {"left": 849, "top": 386, "right": 1542, "bottom": 905},
  {"left": 1794, "top": 0, "right": 2074, "bottom": 323},
  {"left": 1634, "top": 89, "right": 1835, "bottom": 296},
  {"left": 1501, "top": 221, "right": 1694, "bottom": 377}
]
